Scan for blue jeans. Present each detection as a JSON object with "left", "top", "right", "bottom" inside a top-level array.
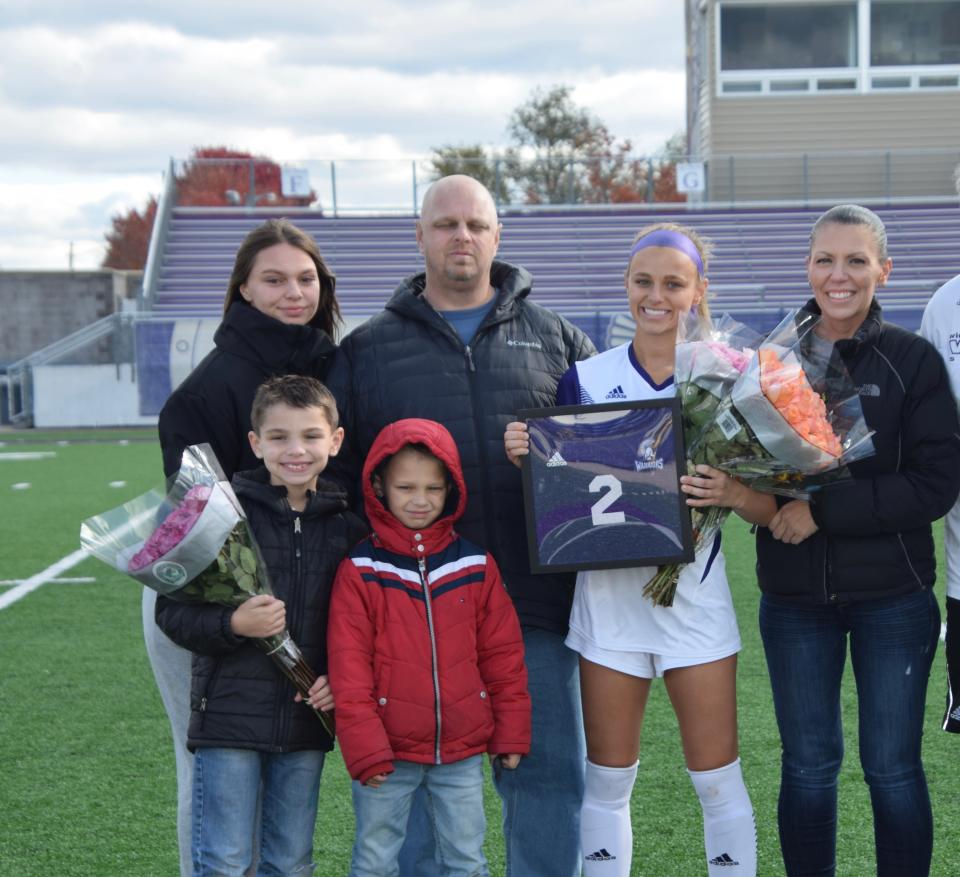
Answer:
[
  {"left": 759, "top": 589, "right": 940, "bottom": 877},
  {"left": 351, "top": 756, "right": 488, "bottom": 877},
  {"left": 192, "top": 748, "right": 324, "bottom": 877},
  {"left": 398, "top": 627, "right": 585, "bottom": 877}
]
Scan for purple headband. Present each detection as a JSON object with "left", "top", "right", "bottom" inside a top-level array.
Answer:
[{"left": 629, "top": 229, "right": 704, "bottom": 277}]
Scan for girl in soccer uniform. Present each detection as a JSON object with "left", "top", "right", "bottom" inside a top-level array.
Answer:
[
  {"left": 506, "top": 224, "right": 769, "bottom": 877},
  {"left": 920, "top": 273, "right": 960, "bottom": 734}
]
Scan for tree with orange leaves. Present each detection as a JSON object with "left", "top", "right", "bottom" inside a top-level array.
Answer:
[
  {"left": 102, "top": 146, "right": 316, "bottom": 270},
  {"left": 176, "top": 146, "right": 316, "bottom": 208},
  {"left": 103, "top": 197, "right": 158, "bottom": 270}
]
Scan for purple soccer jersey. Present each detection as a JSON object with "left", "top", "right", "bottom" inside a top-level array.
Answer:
[{"left": 521, "top": 400, "right": 694, "bottom": 573}]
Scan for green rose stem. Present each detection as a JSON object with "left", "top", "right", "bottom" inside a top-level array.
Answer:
[
  {"left": 644, "top": 383, "right": 773, "bottom": 608},
  {"left": 261, "top": 636, "right": 336, "bottom": 739},
  {"left": 646, "top": 382, "right": 837, "bottom": 607},
  {"left": 642, "top": 383, "right": 738, "bottom": 608},
  {"left": 177, "top": 527, "right": 336, "bottom": 738},
  {"left": 642, "top": 461, "right": 732, "bottom": 608}
]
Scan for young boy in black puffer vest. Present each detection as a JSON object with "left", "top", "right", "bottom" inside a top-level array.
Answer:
[{"left": 156, "top": 374, "right": 366, "bottom": 876}]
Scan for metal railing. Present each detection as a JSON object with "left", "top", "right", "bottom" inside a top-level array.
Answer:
[
  {"left": 705, "top": 147, "right": 960, "bottom": 206},
  {"left": 168, "top": 149, "right": 960, "bottom": 215},
  {"left": 170, "top": 155, "right": 687, "bottom": 215},
  {"left": 141, "top": 158, "right": 177, "bottom": 310},
  {"left": 3, "top": 313, "right": 139, "bottom": 426}
]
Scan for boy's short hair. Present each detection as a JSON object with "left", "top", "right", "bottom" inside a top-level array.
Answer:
[
  {"left": 250, "top": 375, "right": 339, "bottom": 433},
  {"left": 375, "top": 442, "right": 451, "bottom": 483}
]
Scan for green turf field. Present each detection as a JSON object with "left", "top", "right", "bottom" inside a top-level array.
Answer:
[{"left": 0, "top": 429, "right": 955, "bottom": 876}]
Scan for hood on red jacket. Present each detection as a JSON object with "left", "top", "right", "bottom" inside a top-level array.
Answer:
[{"left": 361, "top": 418, "right": 467, "bottom": 555}]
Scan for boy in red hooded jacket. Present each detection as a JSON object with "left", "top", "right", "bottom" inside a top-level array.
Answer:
[{"left": 328, "top": 418, "right": 531, "bottom": 877}]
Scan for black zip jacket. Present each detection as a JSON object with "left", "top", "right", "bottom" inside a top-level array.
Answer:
[
  {"left": 325, "top": 260, "right": 596, "bottom": 633},
  {"left": 756, "top": 299, "right": 960, "bottom": 603},
  {"left": 158, "top": 302, "right": 337, "bottom": 479},
  {"left": 155, "top": 468, "right": 367, "bottom": 752}
]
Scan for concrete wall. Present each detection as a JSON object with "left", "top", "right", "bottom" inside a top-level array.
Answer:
[
  {"left": 0, "top": 270, "right": 141, "bottom": 365},
  {"left": 27, "top": 313, "right": 372, "bottom": 428},
  {"left": 33, "top": 364, "right": 157, "bottom": 428}
]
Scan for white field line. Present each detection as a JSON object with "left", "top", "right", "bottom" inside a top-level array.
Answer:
[
  {"left": 0, "top": 549, "right": 88, "bottom": 611},
  {"left": 0, "top": 577, "right": 95, "bottom": 585}
]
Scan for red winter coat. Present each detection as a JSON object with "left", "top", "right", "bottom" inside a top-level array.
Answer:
[{"left": 328, "top": 418, "right": 531, "bottom": 784}]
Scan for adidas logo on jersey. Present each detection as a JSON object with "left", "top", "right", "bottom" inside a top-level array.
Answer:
[
  {"left": 585, "top": 848, "right": 616, "bottom": 861},
  {"left": 605, "top": 384, "right": 627, "bottom": 399},
  {"left": 709, "top": 852, "right": 739, "bottom": 867},
  {"left": 546, "top": 450, "right": 567, "bottom": 468}
]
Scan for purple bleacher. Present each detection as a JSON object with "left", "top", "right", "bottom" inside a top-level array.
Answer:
[{"left": 153, "top": 203, "right": 960, "bottom": 337}]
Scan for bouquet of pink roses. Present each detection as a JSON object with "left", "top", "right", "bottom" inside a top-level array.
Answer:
[
  {"left": 80, "top": 444, "right": 334, "bottom": 736},
  {"left": 674, "top": 313, "right": 761, "bottom": 446}
]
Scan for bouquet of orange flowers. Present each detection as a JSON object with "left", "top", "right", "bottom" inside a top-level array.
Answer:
[
  {"left": 697, "top": 310, "right": 874, "bottom": 485},
  {"left": 644, "top": 310, "right": 874, "bottom": 606}
]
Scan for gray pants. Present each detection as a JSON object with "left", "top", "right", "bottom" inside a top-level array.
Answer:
[{"left": 142, "top": 588, "right": 194, "bottom": 877}]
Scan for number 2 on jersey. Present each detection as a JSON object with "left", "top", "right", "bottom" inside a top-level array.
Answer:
[{"left": 589, "top": 474, "right": 626, "bottom": 526}]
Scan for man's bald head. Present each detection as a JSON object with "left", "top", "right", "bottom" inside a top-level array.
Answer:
[
  {"left": 420, "top": 174, "right": 499, "bottom": 225},
  {"left": 416, "top": 175, "right": 502, "bottom": 310}
]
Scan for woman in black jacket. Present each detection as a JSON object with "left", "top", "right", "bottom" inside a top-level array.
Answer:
[
  {"left": 158, "top": 219, "right": 340, "bottom": 479},
  {"left": 748, "top": 205, "right": 959, "bottom": 876},
  {"left": 150, "top": 219, "right": 342, "bottom": 877}
]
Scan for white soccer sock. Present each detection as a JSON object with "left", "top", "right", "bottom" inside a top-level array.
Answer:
[
  {"left": 688, "top": 758, "right": 757, "bottom": 876},
  {"left": 580, "top": 758, "right": 638, "bottom": 877}
]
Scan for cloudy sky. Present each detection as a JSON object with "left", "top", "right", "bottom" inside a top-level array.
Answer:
[{"left": 0, "top": 1, "right": 687, "bottom": 269}]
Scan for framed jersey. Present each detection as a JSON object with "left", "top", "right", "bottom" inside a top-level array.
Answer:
[{"left": 518, "top": 398, "right": 694, "bottom": 574}]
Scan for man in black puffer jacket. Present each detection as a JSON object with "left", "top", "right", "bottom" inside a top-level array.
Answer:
[{"left": 326, "top": 175, "right": 596, "bottom": 877}]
